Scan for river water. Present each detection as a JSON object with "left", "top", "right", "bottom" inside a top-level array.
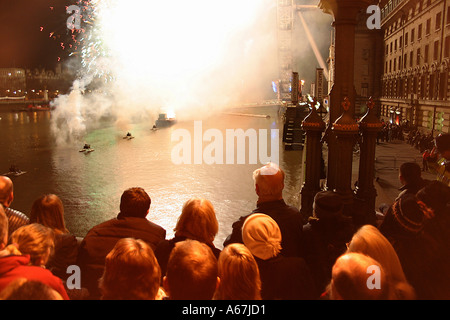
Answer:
[{"left": 0, "top": 103, "right": 303, "bottom": 248}]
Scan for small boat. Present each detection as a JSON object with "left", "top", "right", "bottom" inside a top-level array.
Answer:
[
  {"left": 3, "top": 166, "right": 27, "bottom": 177},
  {"left": 79, "top": 144, "right": 95, "bottom": 153},
  {"left": 155, "top": 113, "right": 176, "bottom": 128},
  {"left": 123, "top": 132, "right": 135, "bottom": 140},
  {"left": 79, "top": 148, "right": 95, "bottom": 153}
]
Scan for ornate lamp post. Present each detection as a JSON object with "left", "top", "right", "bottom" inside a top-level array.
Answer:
[
  {"left": 331, "top": 97, "right": 359, "bottom": 216},
  {"left": 354, "top": 97, "right": 383, "bottom": 226},
  {"left": 318, "top": 0, "right": 378, "bottom": 191},
  {"left": 300, "top": 98, "right": 326, "bottom": 219}
]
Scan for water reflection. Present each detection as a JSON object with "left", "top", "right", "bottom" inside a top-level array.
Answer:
[{"left": 0, "top": 105, "right": 303, "bottom": 248}]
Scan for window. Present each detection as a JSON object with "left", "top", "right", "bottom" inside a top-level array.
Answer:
[
  {"left": 426, "top": 18, "right": 431, "bottom": 35},
  {"left": 404, "top": 53, "right": 408, "bottom": 68},
  {"left": 395, "top": 39, "right": 398, "bottom": 51},
  {"left": 405, "top": 32, "right": 409, "bottom": 45},
  {"left": 417, "top": 48, "right": 421, "bottom": 66},
  {"left": 445, "top": 36, "right": 450, "bottom": 57},
  {"left": 411, "top": 28, "right": 415, "bottom": 42},
  {"left": 447, "top": 7, "right": 450, "bottom": 25},
  {"left": 400, "top": 36, "right": 403, "bottom": 47},
  {"left": 434, "top": 40, "right": 440, "bottom": 60},
  {"left": 425, "top": 44, "right": 429, "bottom": 63},
  {"left": 390, "top": 60, "right": 392, "bottom": 72},
  {"left": 410, "top": 51, "right": 414, "bottom": 67},
  {"left": 418, "top": 24, "right": 422, "bottom": 39},
  {"left": 436, "top": 12, "right": 442, "bottom": 30},
  {"left": 390, "top": 42, "right": 393, "bottom": 53}
]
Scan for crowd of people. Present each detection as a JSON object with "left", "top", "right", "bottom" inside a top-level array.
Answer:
[
  {"left": 377, "top": 121, "right": 406, "bottom": 144},
  {"left": 0, "top": 137, "right": 449, "bottom": 300}
]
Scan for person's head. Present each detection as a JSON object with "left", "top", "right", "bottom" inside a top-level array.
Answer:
[
  {"left": 99, "top": 238, "right": 161, "bottom": 300},
  {"left": 435, "top": 133, "right": 450, "bottom": 160},
  {"left": 214, "top": 243, "right": 261, "bottom": 300},
  {"left": 119, "top": 187, "right": 151, "bottom": 218},
  {"left": 347, "top": 225, "right": 416, "bottom": 299},
  {"left": 0, "top": 205, "right": 8, "bottom": 250},
  {"left": 416, "top": 180, "right": 450, "bottom": 217},
  {"left": 0, "top": 278, "right": 63, "bottom": 300},
  {"left": 174, "top": 198, "right": 219, "bottom": 245},
  {"left": 253, "top": 163, "right": 285, "bottom": 202},
  {"left": 379, "top": 193, "right": 434, "bottom": 237},
  {"left": 399, "top": 162, "right": 422, "bottom": 185},
  {"left": 242, "top": 213, "right": 282, "bottom": 260},
  {"left": 30, "top": 194, "right": 68, "bottom": 234},
  {"left": 0, "top": 175, "right": 14, "bottom": 207},
  {"left": 311, "top": 191, "right": 344, "bottom": 223},
  {"left": 163, "top": 239, "right": 219, "bottom": 300},
  {"left": 329, "top": 252, "right": 388, "bottom": 300},
  {"left": 10, "top": 223, "right": 55, "bottom": 267}
]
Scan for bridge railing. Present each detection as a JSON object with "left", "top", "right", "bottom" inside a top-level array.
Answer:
[{"left": 375, "top": 155, "right": 422, "bottom": 171}]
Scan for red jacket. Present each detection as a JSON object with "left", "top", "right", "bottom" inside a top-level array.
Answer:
[{"left": 0, "top": 254, "right": 70, "bottom": 300}]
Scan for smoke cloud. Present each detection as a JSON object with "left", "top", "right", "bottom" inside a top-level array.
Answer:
[{"left": 50, "top": 0, "right": 280, "bottom": 145}]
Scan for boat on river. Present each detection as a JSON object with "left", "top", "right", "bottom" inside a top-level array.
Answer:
[{"left": 155, "top": 113, "right": 176, "bottom": 128}]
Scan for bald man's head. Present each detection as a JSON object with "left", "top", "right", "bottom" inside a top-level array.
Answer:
[
  {"left": 0, "top": 176, "right": 14, "bottom": 207},
  {"left": 253, "top": 163, "right": 285, "bottom": 202}
]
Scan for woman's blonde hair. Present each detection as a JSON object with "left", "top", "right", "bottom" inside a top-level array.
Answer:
[
  {"left": 10, "top": 223, "right": 55, "bottom": 266},
  {"left": 214, "top": 243, "right": 261, "bottom": 300},
  {"left": 174, "top": 198, "right": 219, "bottom": 244},
  {"left": 347, "top": 224, "right": 416, "bottom": 299},
  {"left": 99, "top": 238, "right": 161, "bottom": 300}
]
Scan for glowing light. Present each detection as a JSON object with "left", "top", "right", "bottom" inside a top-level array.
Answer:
[{"left": 52, "top": 0, "right": 277, "bottom": 145}]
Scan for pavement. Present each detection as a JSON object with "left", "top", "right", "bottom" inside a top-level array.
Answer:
[{"left": 353, "top": 139, "right": 437, "bottom": 210}]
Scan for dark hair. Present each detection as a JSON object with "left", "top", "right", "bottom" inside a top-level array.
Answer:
[
  {"left": 0, "top": 279, "right": 62, "bottom": 300},
  {"left": 30, "top": 194, "right": 68, "bottom": 234},
  {"left": 416, "top": 181, "right": 450, "bottom": 216},
  {"left": 399, "top": 162, "right": 422, "bottom": 184},
  {"left": 119, "top": 187, "right": 151, "bottom": 218},
  {"left": 435, "top": 133, "right": 450, "bottom": 153}
]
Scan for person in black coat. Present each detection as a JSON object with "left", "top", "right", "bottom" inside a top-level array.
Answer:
[
  {"left": 242, "top": 213, "right": 317, "bottom": 300},
  {"left": 76, "top": 187, "right": 166, "bottom": 300},
  {"left": 301, "top": 191, "right": 355, "bottom": 295},
  {"left": 395, "top": 162, "right": 430, "bottom": 201},
  {"left": 223, "top": 163, "right": 304, "bottom": 258}
]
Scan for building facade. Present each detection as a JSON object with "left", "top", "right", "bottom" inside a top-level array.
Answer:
[{"left": 380, "top": 0, "right": 450, "bottom": 134}]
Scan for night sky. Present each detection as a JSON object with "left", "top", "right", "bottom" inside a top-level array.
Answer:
[{"left": 0, "top": 0, "right": 70, "bottom": 69}]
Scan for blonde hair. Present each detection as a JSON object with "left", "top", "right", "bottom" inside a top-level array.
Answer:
[
  {"left": 330, "top": 252, "right": 389, "bottom": 300},
  {"left": 347, "top": 224, "right": 416, "bottom": 300},
  {"left": 99, "top": 238, "right": 161, "bottom": 300},
  {"left": 10, "top": 224, "right": 55, "bottom": 266},
  {"left": 174, "top": 198, "right": 218, "bottom": 244},
  {"left": 214, "top": 243, "right": 261, "bottom": 300},
  {"left": 30, "top": 194, "right": 68, "bottom": 234}
]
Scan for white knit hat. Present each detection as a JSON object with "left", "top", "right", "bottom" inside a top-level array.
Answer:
[{"left": 242, "top": 213, "right": 282, "bottom": 260}]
